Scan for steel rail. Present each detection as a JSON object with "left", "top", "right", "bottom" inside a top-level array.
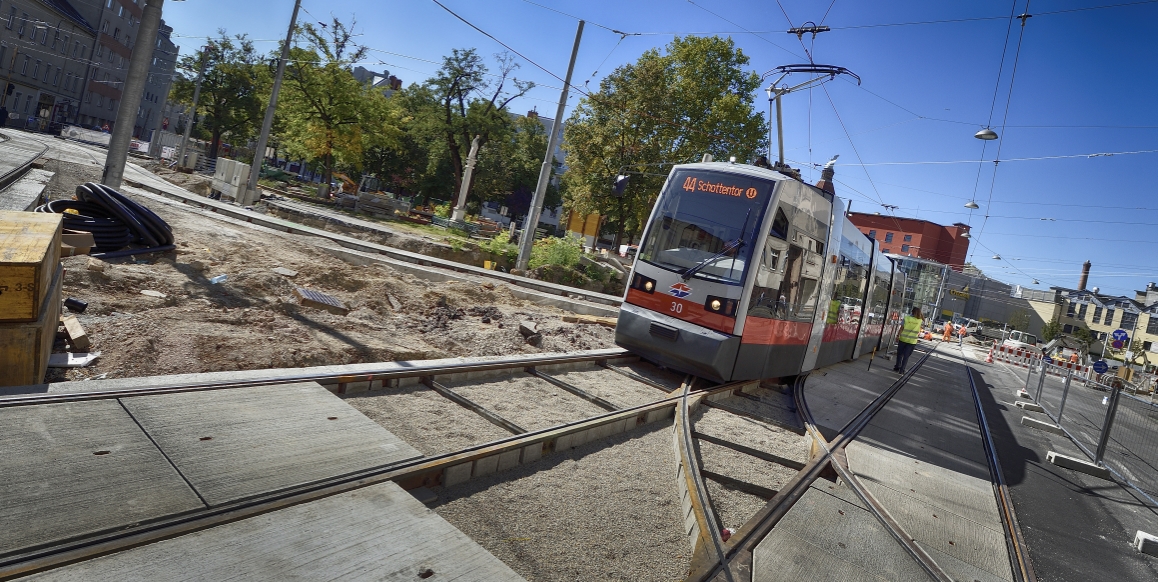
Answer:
[
  {"left": 0, "top": 349, "right": 634, "bottom": 408},
  {"left": 689, "top": 344, "right": 942, "bottom": 582},
  {"left": 0, "top": 133, "right": 50, "bottom": 192},
  {"left": 965, "top": 365, "right": 1037, "bottom": 582},
  {"left": 0, "top": 370, "right": 750, "bottom": 579}
]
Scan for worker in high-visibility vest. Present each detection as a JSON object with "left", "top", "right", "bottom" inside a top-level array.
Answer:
[
  {"left": 894, "top": 307, "right": 923, "bottom": 374},
  {"left": 957, "top": 323, "right": 967, "bottom": 346},
  {"left": 942, "top": 321, "right": 953, "bottom": 342}
]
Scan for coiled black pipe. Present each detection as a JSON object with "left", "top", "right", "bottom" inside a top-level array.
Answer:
[{"left": 35, "top": 182, "right": 174, "bottom": 258}]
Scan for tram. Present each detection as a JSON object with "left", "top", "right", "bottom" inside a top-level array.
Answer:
[{"left": 615, "top": 160, "right": 905, "bottom": 383}]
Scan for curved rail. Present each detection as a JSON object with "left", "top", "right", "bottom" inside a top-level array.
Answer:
[
  {"left": 686, "top": 344, "right": 943, "bottom": 582},
  {"left": 966, "top": 365, "right": 1037, "bottom": 582},
  {"left": 0, "top": 131, "right": 50, "bottom": 193}
]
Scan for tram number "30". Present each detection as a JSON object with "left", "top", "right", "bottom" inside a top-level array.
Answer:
[{"left": 669, "top": 302, "right": 683, "bottom": 314}]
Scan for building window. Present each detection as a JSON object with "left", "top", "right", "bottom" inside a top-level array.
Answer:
[
  {"left": 1105, "top": 309, "right": 1115, "bottom": 327},
  {"left": 1063, "top": 324, "right": 1073, "bottom": 333},
  {"left": 1078, "top": 303, "right": 1088, "bottom": 319},
  {"left": 1121, "top": 312, "right": 1138, "bottom": 331},
  {"left": 1066, "top": 302, "right": 1076, "bottom": 318},
  {"left": 62, "top": 35, "right": 68, "bottom": 53},
  {"left": 51, "top": 31, "right": 58, "bottom": 50},
  {"left": 40, "top": 28, "right": 47, "bottom": 45},
  {"left": 31, "top": 60, "right": 40, "bottom": 78},
  {"left": 901, "top": 244, "right": 910, "bottom": 252},
  {"left": 867, "top": 230, "right": 876, "bottom": 239},
  {"left": 882, "top": 248, "right": 890, "bottom": 253},
  {"left": 1144, "top": 341, "right": 1153, "bottom": 351},
  {"left": 73, "top": 41, "right": 79, "bottom": 57},
  {"left": 101, "top": 20, "right": 108, "bottom": 33},
  {"left": 903, "top": 234, "right": 912, "bottom": 242},
  {"left": 43, "top": 65, "right": 50, "bottom": 83},
  {"left": 5, "top": 7, "right": 13, "bottom": 30},
  {"left": 53, "top": 68, "right": 60, "bottom": 86},
  {"left": 1093, "top": 306, "right": 1102, "bottom": 324},
  {"left": 20, "top": 55, "right": 28, "bottom": 75},
  {"left": 884, "top": 232, "right": 894, "bottom": 243},
  {"left": 18, "top": 12, "right": 26, "bottom": 36},
  {"left": 1147, "top": 315, "right": 1158, "bottom": 335}
]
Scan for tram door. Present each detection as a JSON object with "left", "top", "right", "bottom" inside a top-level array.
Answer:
[{"left": 736, "top": 181, "right": 832, "bottom": 379}]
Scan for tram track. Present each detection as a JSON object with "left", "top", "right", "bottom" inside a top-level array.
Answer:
[
  {"left": 0, "top": 350, "right": 744, "bottom": 579},
  {"left": 0, "top": 131, "right": 50, "bottom": 193}
]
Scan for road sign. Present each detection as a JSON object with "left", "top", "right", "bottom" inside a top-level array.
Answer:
[
  {"left": 1093, "top": 360, "right": 1109, "bottom": 374},
  {"left": 1112, "top": 329, "right": 1129, "bottom": 343},
  {"left": 1112, "top": 340, "right": 1125, "bottom": 350}
]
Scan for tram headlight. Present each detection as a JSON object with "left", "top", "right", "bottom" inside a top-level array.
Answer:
[
  {"left": 631, "top": 273, "right": 657, "bottom": 294},
  {"left": 704, "top": 295, "right": 737, "bottom": 317}
]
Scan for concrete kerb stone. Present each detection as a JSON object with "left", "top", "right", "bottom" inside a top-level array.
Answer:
[
  {"left": 1021, "top": 416, "right": 1066, "bottom": 435},
  {"left": 1046, "top": 451, "right": 1112, "bottom": 480},
  {"left": 444, "top": 462, "right": 473, "bottom": 487},
  {"left": 1134, "top": 531, "right": 1158, "bottom": 556},
  {"left": 1014, "top": 401, "right": 1044, "bottom": 413}
]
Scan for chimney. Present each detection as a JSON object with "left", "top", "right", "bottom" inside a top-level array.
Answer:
[
  {"left": 1078, "top": 260, "right": 1091, "bottom": 291},
  {"left": 814, "top": 156, "right": 837, "bottom": 195},
  {"left": 527, "top": 108, "right": 539, "bottom": 119}
]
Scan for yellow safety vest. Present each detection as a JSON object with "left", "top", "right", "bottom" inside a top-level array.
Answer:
[{"left": 898, "top": 315, "right": 922, "bottom": 344}]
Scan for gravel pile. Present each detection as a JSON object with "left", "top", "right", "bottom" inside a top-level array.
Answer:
[
  {"left": 432, "top": 423, "right": 690, "bottom": 582},
  {"left": 343, "top": 384, "right": 511, "bottom": 455}
]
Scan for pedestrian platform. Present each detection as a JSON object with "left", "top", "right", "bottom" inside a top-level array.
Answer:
[
  {"left": 1, "top": 381, "right": 523, "bottom": 581},
  {"left": 754, "top": 341, "right": 1015, "bottom": 582}
]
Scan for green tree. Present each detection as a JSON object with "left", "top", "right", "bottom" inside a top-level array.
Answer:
[
  {"left": 1008, "top": 309, "right": 1031, "bottom": 332},
  {"left": 424, "top": 49, "right": 533, "bottom": 205},
  {"left": 561, "top": 35, "right": 768, "bottom": 246},
  {"left": 169, "top": 32, "right": 267, "bottom": 159},
  {"left": 280, "top": 18, "right": 400, "bottom": 193},
  {"left": 474, "top": 115, "right": 559, "bottom": 214},
  {"left": 1072, "top": 326, "right": 1095, "bottom": 359},
  {"left": 1041, "top": 318, "right": 1062, "bottom": 342}
]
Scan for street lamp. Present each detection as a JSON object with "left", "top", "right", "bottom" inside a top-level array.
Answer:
[
  {"left": 975, "top": 128, "right": 999, "bottom": 140},
  {"left": 964, "top": 200, "right": 979, "bottom": 209}
]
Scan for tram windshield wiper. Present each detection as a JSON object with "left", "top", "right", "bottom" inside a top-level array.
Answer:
[{"left": 680, "top": 238, "right": 745, "bottom": 281}]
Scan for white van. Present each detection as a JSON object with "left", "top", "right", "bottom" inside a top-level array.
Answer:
[{"left": 1002, "top": 330, "right": 1038, "bottom": 351}]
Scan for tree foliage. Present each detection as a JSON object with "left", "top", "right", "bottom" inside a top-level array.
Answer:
[
  {"left": 1041, "top": 318, "right": 1062, "bottom": 342},
  {"left": 561, "top": 35, "right": 768, "bottom": 245},
  {"left": 169, "top": 32, "right": 267, "bottom": 159},
  {"left": 280, "top": 18, "right": 400, "bottom": 190}
]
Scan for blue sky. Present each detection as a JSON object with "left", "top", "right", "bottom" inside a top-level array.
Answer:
[{"left": 162, "top": 0, "right": 1158, "bottom": 297}]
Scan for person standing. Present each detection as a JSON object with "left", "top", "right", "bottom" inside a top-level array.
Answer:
[
  {"left": 0, "top": 104, "right": 8, "bottom": 128},
  {"left": 894, "top": 307, "right": 923, "bottom": 374},
  {"left": 958, "top": 324, "right": 967, "bottom": 346},
  {"left": 942, "top": 321, "right": 953, "bottom": 342}
]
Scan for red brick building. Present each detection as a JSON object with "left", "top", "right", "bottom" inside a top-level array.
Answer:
[{"left": 847, "top": 213, "right": 970, "bottom": 271}]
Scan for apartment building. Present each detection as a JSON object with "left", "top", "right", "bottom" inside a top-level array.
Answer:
[{"left": 0, "top": 0, "right": 97, "bottom": 128}]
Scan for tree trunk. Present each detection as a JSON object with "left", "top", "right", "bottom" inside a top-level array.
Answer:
[
  {"left": 614, "top": 196, "right": 625, "bottom": 248},
  {"left": 209, "top": 128, "right": 222, "bottom": 159}
]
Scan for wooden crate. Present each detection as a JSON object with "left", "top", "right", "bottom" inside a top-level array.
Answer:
[
  {"left": 0, "top": 211, "right": 63, "bottom": 322},
  {"left": 0, "top": 265, "right": 62, "bottom": 387}
]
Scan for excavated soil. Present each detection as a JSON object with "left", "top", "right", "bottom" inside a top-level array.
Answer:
[{"left": 42, "top": 155, "right": 616, "bottom": 382}]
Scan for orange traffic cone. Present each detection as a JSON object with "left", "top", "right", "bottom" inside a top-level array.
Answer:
[{"left": 986, "top": 346, "right": 994, "bottom": 363}]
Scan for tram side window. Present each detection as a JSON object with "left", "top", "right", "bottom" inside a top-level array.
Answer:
[{"left": 747, "top": 235, "right": 821, "bottom": 322}]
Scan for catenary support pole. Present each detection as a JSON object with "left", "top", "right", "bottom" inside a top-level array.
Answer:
[
  {"left": 515, "top": 20, "right": 583, "bottom": 272},
  {"left": 451, "top": 135, "right": 481, "bottom": 222},
  {"left": 101, "top": 0, "right": 164, "bottom": 189},
  {"left": 176, "top": 46, "right": 208, "bottom": 170},
  {"left": 244, "top": 0, "right": 302, "bottom": 206}
]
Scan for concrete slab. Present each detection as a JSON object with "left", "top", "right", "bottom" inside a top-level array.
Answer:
[
  {"left": 1015, "top": 401, "right": 1044, "bottom": 412},
  {"left": 0, "top": 400, "right": 203, "bottom": 557},
  {"left": 26, "top": 481, "right": 526, "bottom": 581},
  {"left": 119, "top": 382, "right": 422, "bottom": 505},
  {"left": 0, "top": 168, "right": 53, "bottom": 211},
  {"left": 1046, "top": 451, "right": 1112, "bottom": 480},
  {"left": 754, "top": 486, "right": 934, "bottom": 582},
  {"left": 847, "top": 441, "right": 1001, "bottom": 528}
]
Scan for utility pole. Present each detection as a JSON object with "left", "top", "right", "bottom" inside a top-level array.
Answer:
[
  {"left": 515, "top": 20, "right": 583, "bottom": 272},
  {"left": 451, "top": 135, "right": 481, "bottom": 222},
  {"left": 177, "top": 45, "right": 209, "bottom": 170},
  {"left": 243, "top": 0, "right": 301, "bottom": 206},
  {"left": 101, "top": 0, "right": 164, "bottom": 189}
]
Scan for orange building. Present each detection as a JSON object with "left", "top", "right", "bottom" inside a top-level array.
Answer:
[{"left": 847, "top": 213, "right": 970, "bottom": 272}]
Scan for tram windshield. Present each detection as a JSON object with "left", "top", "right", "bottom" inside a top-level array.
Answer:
[{"left": 638, "top": 169, "right": 774, "bottom": 285}]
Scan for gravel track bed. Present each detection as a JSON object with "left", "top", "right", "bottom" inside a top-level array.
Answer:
[
  {"left": 705, "top": 481, "right": 767, "bottom": 533},
  {"left": 431, "top": 423, "right": 690, "bottom": 582},
  {"left": 448, "top": 374, "right": 608, "bottom": 432},
  {"left": 697, "top": 441, "right": 798, "bottom": 494},
  {"left": 608, "top": 361, "right": 688, "bottom": 392},
  {"left": 551, "top": 366, "right": 671, "bottom": 408},
  {"left": 343, "top": 385, "right": 511, "bottom": 455},
  {"left": 693, "top": 406, "right": 810, "bottom": 465}
]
